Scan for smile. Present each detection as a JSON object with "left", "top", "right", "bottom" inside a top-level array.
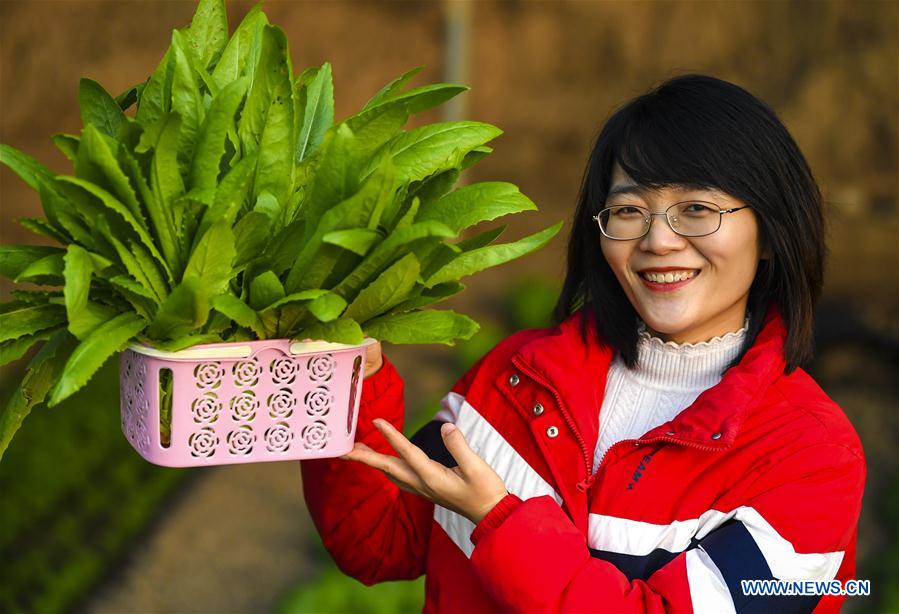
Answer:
[{"left": 638, "top": 269, "right": 700, "bottom": 291}]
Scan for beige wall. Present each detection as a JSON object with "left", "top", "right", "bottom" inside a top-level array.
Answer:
[{"left": 2, "top": 1, "right": 896, "bottom": 301}]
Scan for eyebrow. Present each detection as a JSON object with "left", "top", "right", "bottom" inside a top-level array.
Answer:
[{"left": 606, "top": 183, "right": 717, "bottom": 199}]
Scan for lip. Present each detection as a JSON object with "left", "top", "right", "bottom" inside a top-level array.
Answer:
[
  {"left": 638, "top": 269, "right": 701, "bottom": 292},
  {"left": 637, "top": 266, "right": 700, "bottom": 273}
]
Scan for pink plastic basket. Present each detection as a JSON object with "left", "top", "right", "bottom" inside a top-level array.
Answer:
[{"left": 118, "top": 337, "right": 375, "bottom": 467}]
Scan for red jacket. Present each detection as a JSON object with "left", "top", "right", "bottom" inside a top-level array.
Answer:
[{"left": 302, "top": 304, "right": 865, "bottom": 613}]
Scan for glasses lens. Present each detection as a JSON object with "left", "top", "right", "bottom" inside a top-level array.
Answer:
[
  {"left": 599, "top": 206, "right": 648, "bottom": 239},
  {"left": 670, "top": 202, "right": 721, "bottom": 236}
]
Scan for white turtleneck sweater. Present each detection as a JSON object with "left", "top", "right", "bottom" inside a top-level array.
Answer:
[{"left": 592, "top": 316, "right": 750, "bottom": 472}]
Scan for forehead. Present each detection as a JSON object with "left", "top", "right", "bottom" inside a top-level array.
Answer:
[{"left": 608, "top": 163, "right": 724, "bottom": 200}]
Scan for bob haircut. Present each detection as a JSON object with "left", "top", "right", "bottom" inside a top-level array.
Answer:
[{"left": 553, "top": 74, "right": 826, "bottom": 375}]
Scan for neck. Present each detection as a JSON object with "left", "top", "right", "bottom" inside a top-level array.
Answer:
[
  {"left": 633, "top": 315, "right": 750, "bottom": 390},
  {"left": 645, "top": 306, "right": 751, "bottom": 345}
]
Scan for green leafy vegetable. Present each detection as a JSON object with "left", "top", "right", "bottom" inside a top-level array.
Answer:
[
  {"left": 0, "top": 0, "right": 562, "bottom": 461},
  {"left": 0, "top": 331, "right": 78, "bottom": 458},
  {"left": 48, "top": 313, "right": 148, "bottom": 406},
  {"left": 79, "top": 78, "right": 127, "bottom": 140},
  {"left": 362, "top": 310, "right": 479, "bottom": 345}
]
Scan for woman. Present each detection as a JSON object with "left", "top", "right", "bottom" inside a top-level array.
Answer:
[{"left": 301, "top": 74, "right": 865, "bottom": 613}]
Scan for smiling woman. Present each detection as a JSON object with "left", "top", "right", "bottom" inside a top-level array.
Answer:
[
  {"left": 300, "top": 74, "right": 866, "bottom": 613},
  {"left": 559, "top": 74, "right": 824, "bottom": 374},
  {"left": 598, "top": 165, "right": 762, "bottom": 346}
]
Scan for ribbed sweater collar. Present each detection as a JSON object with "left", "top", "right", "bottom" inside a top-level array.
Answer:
[{"left": 630, "top": 316, "right": 751, "bottom": 392}]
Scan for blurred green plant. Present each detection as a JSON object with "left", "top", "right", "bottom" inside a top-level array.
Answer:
[
  {"left": 455, "top": 276, "right": 559, "bottom": 368},
  {"left": 859, "top": 483, "right": 899, "bottom": 612},
  {"left": 276, "top": 568, "right": 425, "bottom": 614},
  {"left": 0, "top": 360, "right": 187, "bottom": 613}
]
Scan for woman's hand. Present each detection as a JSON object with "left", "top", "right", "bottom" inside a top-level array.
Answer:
[
  {"left": 364, "top": 340, "right": 383, "bottom": 379},
  {"left": 342, "top": 418, "right": 509, "bottom": 524}
]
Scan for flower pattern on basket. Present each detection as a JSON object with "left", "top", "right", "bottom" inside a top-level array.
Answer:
[
  {"left": 304, "top": 386, "right": 334, "bottom": 417},
  {"left": 265, "top": 422, "right": 294, "bottom": 453},
  {"left": 230, "top": 390, "right": 259, "bottom": 422},
  {"left": 232, "top": 358, "right": 261, "bottom": 387},
  {"left": 123, "top": 384, "right": 134, "bottom": 414},
  {"left": 125, "top": 416, "right": 137, "bottom": 445},
  {"left": 270, "top": 357, "right": 299, "bottom": 385},
  {"left": 135, "top": 360, "right": 147, "bottom": 392},
  {"left": 302, "top": 420, "right": 330, "bottom": 451},
  {"left": 307, "top": 354, "right": 337, "bottom": 382},
  {"left": 135, "top": 418, "right": 151, "bottom": 455},
  {"left": 119, "top": 340, "right": 368, "bottom": 465},
  {"left": 137, "top": 394, "right": 150, "bottom": 421},
  {"left": 192, "top": 392, "right": 222, "bottom": 424},
  {"left": 194, "top": 362, "right": 225, "bottom": 389},
  {"left": 189, "top": 426, "right": 219, "bottom": 458},
  {"left": 227, "top": 425, "right": 256, "bottom": 455},
  {"left": 121, "top": 353, "right": 134, "bottom": 382},
  {"left": 267, "top": 388, "right": 296, "bottom": 419}
]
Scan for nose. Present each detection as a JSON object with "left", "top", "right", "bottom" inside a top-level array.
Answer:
[{"left": 639, "top": 212, "right": 687, "bottom": 254}]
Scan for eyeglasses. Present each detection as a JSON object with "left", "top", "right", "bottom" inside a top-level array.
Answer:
[{"left": 592, "top": 201, "right": 751, "bottom": 240}]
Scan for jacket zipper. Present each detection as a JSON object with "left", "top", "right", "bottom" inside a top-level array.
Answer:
[
  {"left": 578, "top": 435, "right": 725, "bottom": 492},
  {"left": 512, "top": 355, "right": 594, "bottom": 486},
  {"left": 510, "top": 355, "right": 726, "bottom": 494}
]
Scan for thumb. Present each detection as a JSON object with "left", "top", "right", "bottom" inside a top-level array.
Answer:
[{"left": 441, "top": 423, "right": 480, "bottom": 470}]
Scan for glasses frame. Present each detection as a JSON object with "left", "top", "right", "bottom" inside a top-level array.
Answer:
[{"left": 592, "top": 201, "right": 751, "bottom": 240}]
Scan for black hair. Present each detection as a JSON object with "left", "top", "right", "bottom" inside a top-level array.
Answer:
[{"left": 552, "top": 74, "right": 826, "bottom": 375}]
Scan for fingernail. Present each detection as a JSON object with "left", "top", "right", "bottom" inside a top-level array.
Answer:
[{"left": 441, "top": 422, "right": 456, "bottom": 436}]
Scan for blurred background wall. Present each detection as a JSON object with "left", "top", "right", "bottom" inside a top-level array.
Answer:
[{"left": 1, "top": 0, "right": 896, "bottom": 612}]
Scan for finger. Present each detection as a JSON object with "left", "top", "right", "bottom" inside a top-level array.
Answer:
[
  {"left": 372, "top": 419, "right": 436, "bottom": 474},
  {"left": 340, "top": 441, "right": 375, "bottom": 460},
  {"left": 345, "top": 436, "right": 435, "bottom": 492},
  {"left": 383, "top": 472, "right": 425, "bottom": 496},
  {"left": 342, "top": 442, "right": 396, "bottom": 468},
  {"left": 345, "top": 443, "right": 424, "bottom": 488},
  {"left": 440, "top": 422, "right": 485, "bottom": 473}
]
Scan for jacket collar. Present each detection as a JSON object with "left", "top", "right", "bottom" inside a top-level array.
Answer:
[{"left": 512, "top": 303, "right": 787, "bottom": 450}]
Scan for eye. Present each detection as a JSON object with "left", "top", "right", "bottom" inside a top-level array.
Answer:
[
  {"left": 611, "top": 206, "right": 644, "bottom": 217},
  {"left": 681, "top": 202, "right": 716, "bottom": 216}
]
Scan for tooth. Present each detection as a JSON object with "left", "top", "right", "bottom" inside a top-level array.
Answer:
[{"left": 643, "top": 270, "right": 696, "bottom": 283}]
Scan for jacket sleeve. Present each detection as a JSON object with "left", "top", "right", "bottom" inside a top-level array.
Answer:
[
  {"left": 300, "top": 352, "right": 434, "bottom": 584},
  {"left": 468, "top": 443, "right": 865, "bottom": 613}
]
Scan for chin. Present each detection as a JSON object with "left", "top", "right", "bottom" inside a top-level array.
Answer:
[
  {"left": 635, "top": 307, "right": 694, "bottom": 335},
  {"left": 644, "top": 322, "right": 687, "bottom": 338}
]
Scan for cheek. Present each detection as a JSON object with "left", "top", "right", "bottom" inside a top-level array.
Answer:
[
  {"left": 703, "top": 229, "right": 761, "bottom": 276},
  {"left": 599, "top": 238, "right": 626, "bottom": 272}
]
